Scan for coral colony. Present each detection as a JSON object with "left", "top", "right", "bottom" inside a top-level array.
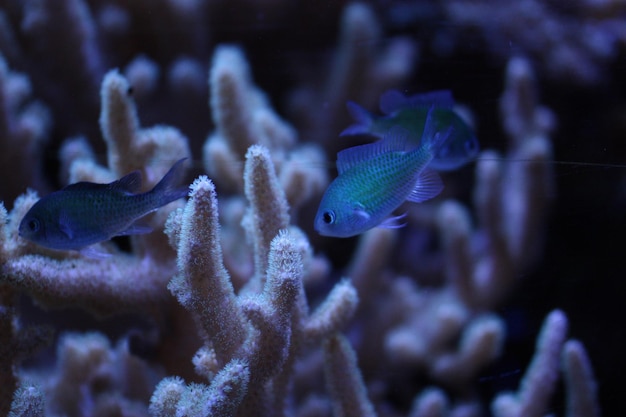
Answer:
[{"left": 1, "top": 1, "right": 618, "bottom": 416}]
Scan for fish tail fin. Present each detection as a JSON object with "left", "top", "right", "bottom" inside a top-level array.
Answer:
[
  {"left": 340, "top": 101, "right": 373, "bottom": 136},
  {"left": 151, "top": 158, "right": 189, "bottom": 206}
]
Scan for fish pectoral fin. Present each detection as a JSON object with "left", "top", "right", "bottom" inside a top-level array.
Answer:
[
  {"left": 378, "top": 212, "right": 407, "bottom": 229},
  {"left": 406, "top": 169, "right": 443, "bottom": 203},
  {"left": 352, "top": 204, "right": 371, "bottom": 222},
  {"left": 79, "top": 246, "right": 113, "bottom": 259},
  {"left": 116, "top": 222, "right": 153, "bottom": 236},
  {"left": 58, "top": 211, "right": 74, "bottom": 240}
]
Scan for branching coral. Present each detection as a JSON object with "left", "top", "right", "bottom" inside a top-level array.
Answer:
[
  {"left": 442, "top": 0, "right": 626, "bottom": 84},
  {"left": 160, "top": 149, "right": 357, "bottom": 416},
  {"left": 0, "top": 1, "right": 608, "bottom": 416},
  {"left": 0, "top": 68, "right": 189, "bottom": 319}
]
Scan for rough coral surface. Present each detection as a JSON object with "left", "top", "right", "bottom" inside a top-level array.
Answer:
[{"left": 0, "top": 0, "right": 619, "bottom": 416}]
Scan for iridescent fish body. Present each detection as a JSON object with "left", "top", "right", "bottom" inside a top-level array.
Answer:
[
  {"left": 19, "top": 159, "right": 188, "bottom": 250},
  {"left": 341, "top": 90, "right": 479, "bottom": 171},
  {"left": 315, "top": 109, "right": 449, "bottom": 238}
]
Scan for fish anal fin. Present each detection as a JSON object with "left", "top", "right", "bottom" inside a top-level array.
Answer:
[
  {"left": 336, "top": 126, "right": 412, "bottom": 174},
  {"left": 116, "top": 222, "right": 153, "bottom": 237},
  {"left": 378, "top": 212, "right": 407, "bottom": 229},
  {"left": 406, "top": 169, "right": 443, "bottom": 203}
]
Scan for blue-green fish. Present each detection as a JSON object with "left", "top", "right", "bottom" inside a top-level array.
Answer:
[
  {"left": 19, "top": 159, "right": 188, "bottom": 250},
  {"left": 315, "top": 109, "right": 449, "bottom": 238},
  {"left": 341, "top": 90, "right": 479, "bottom": 171}
]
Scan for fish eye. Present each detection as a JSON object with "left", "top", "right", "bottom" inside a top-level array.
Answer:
[
  {"left": 27, "top": 218, "right": 40, "bottom": 232},
  {"left": 322, "top": 210, "right": 336, "bottom": 225}
]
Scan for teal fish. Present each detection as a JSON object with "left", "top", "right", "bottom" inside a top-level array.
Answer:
[
  {"left": 341, "top": 90, "right": 479, "bottom": 171},
  {"left": 315, "top": 109, "right": 449, "bottom": 238},
  {"left": 19, "top": 159, "right": 188, "bottom": 250}
]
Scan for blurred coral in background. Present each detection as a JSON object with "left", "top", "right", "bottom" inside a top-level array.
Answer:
[{"left": 1, "top": 0, "right": 624, "bottom": 416}]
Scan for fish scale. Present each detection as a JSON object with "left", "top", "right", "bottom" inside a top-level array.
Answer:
[
  {"left": 315, "top": 91, "right": 479, "bottom": 238},
  {"left": 315, "top": 124, "right": 441, "bottom": 238}
]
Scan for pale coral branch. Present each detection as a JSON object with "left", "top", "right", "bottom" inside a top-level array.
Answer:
[
  {"left": 7, "top": 381, "right": 44, "bottom": 417},
  {"left": 492, "top": 309, "right": 569, "bottom": 417},
  {"left": 562, "top": 340, "right": 600, "bottom": 417},
  {"left": 209, "top": 45, "right": 260, "bottom": 158},
  {"left": 323, "top": 333, "right": 377, "bottom": 417},
  {"left": 167, "top": 176, "right": 252, "bottom": 364},
  {"left": 242, "top": 145, "right": 290, "bottom": 293},
  {"left": 150, "top": 359, "right": 250, "bottom": 417},
  {"left": 0, "top": 200, "right": 174, "bottom": 317},
  {"left": 409, "top": 388, "right": 448, "bottom": 417}
]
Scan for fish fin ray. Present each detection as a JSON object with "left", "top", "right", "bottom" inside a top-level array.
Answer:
[
  {"left": 353, "top": 205, "right": 370, "bottom": 222},
  {"left": 379, "top": 90, "right": 407, "bottom": 114},
  {"left": 380, "top": 90, "right": 455, "bottom": 114},
  {"left": 63, "top": 182, "right": 105, "bottom": 192},
  {"left": 150, "top": 158, "right": 189, "bottom": 206},
  {"left": 336, "top": 126, "right": 412, "bottom": 173},
  {"left": 116, "top": 222, "right": 153, "bottom": 236},
  {"left": 340, "top": 102, "right": 373, "bottom": 136},
  {"left": 340, "top": 124, "right": 369, "bottom": 137},
  {"left": 378, "top": 212, "right": 407, "bottom": 229},
  {"left": 79, "top": 246, "right": 112, "bottom": 259},
  {"left": 110, "top": 170, "right": 143, "bottom": 193},
  {"left": 421, "top": 106, "right": 454, "bottom": 153},
  {"left": 406, "top": 169, "right": 443, "bottom": 203},
  {"left": 58, "top": 211, "right": 74, "bottom": 240}
]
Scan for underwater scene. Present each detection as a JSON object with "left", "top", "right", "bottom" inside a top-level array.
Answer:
[{"left": 0, "top": 0, "right": 623, "bottom": 416}]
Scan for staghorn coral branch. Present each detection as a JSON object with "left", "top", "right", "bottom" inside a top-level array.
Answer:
[
  {"left": 323, "top": 333, "right": 377, "bottom": 417},
  {"left": 209, "top": 45, "right": 261, "bottom": 158},
  {"left": 0, "top": 54, "right": 50, "bottom": 201},
  {"left": 8, "top": 381, "right": 45, "bottom": 417},
  {"left": 150, "top": 359, "right": 250, "bottom": 417},
  {"left": 0, "top": 197, "right": 176, "bottom": 317},
  {"left": 167, "top": 176, "right": 252, "bottom": 364},
  {"left": 242, "top": 145, "right": 290, "bottom": 292},
  {"left": 492, "top": 309, "right": 569, "bottom": 417},
  {"left": 98, "top": 69, "right": 190, "bottom": 185},
  {"left": 562, "top": 340, "right": 600, "bottom": 417},
  {"left": 0, "top": 68, "right": 189, "bottom": 317}
]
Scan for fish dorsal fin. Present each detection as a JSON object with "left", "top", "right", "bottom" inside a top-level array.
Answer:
[
  {"left": 406, "top": 169, "right": 443, "bottom": 203},
  {"left": 109, "top": 170, "right": 142, "bottom": 193},
  {"left": 336, "top": 126, "right": 412, "bottom": 174},
  {"left": 379, "top": 89, "right": 455, "bottom": 114},
  {"left": 62, "top": 181, "right": 105, "bottom": 192},
  {"left": 340, "top": 101, "right": 373, "bottom": 136}
]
